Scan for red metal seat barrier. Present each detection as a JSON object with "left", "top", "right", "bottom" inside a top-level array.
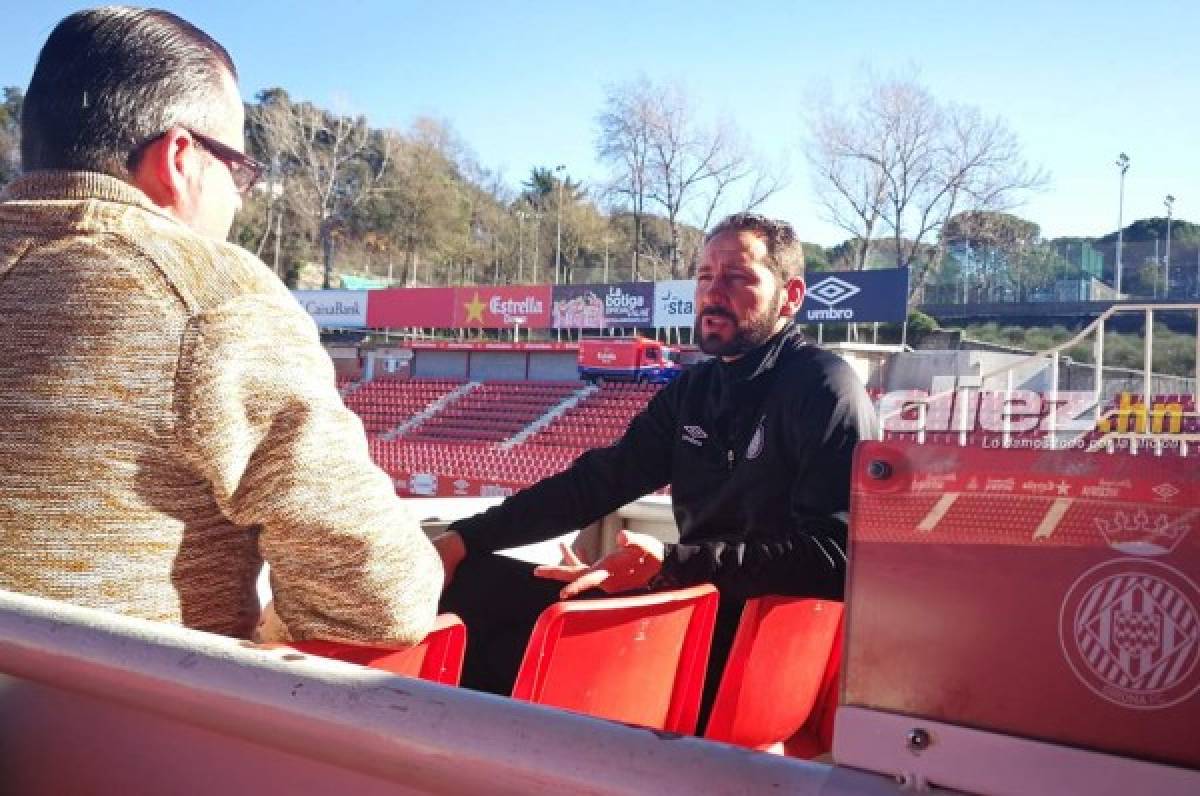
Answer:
[{"left": 512, "top": 584, "right": 718, "bottom": 734}]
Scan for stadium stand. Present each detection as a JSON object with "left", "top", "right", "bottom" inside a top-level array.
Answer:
[
  {"left": 403, "top": 381, "right": 580, "bottom": 444},
  {"left": 525, "top": 382, "right": 661, "bottom": 450},
  {"left": 343, "top": 379, "right": 464, "bottom": 435},
  {"left": 339, "top": 375, "right": 1197, "bottom": 495},
  {"left": 368, "top": 439, "right": 581, "bottom": 485},
  {"left": 339, "top": 379, "right": 664, "bottom": 490}
]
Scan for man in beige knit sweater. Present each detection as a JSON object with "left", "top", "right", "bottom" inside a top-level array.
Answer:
[{"left": 0, "top": 8, "right": 441, "bottom": 643}]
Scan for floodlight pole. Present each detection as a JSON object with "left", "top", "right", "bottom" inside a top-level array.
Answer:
[
  {"left": 516, "top": 211, "right": 526, "bottom": 283},
  {"left": 554, "top": 164, "right": 566, "bottom": 285},
  {"left": 1115, "top": 153, "right": 1130, "bottom": 295},
  {"left": 1164, "top": 194, "right": 1175, "bottom": 297}
]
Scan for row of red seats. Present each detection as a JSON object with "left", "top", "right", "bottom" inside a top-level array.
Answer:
[
  {"left": 402, "top": 381, "right": 583, "bottom": 444},
  {"left": 287, "top": 587, "right": 843, "bottom": 756},
  {"left": 532, "top": 434, "right": 619, "bottom": 449},
  {"left": 366, "top": 438, "right": 582, "bottom": 484},
  {"left": 343, "top": 380, "right": 466, "bottom": 436},
  {"left": 527, "top": 383, "right": 659, "bottom": 449}
]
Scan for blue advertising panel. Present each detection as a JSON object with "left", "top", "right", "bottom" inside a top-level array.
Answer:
[{"left": 800, "top": 268, "right": 908, "bottom": 324}]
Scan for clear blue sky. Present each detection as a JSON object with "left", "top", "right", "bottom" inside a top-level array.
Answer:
[{"left": 4, "top": 1, "right": 1196, "bottom": 246}]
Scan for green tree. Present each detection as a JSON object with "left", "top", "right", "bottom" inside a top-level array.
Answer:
[
  {"left": 1010, "top": 243, "right": 1069, "bottom": 301},
  {"left": 521, "top": 166, "right": 583, "bottom": 209},
  {"left": 387, "top": 118, "right": 476, "bottom": 286},
  {"left": 801, "top": 243, "right": 832, "bottom": 272}
]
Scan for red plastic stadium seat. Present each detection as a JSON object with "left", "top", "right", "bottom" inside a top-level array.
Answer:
[
  {"left": 782, "top": 614, "right": 843, "bottom": 758},
  {"left": 512, "top": 584, "right": 718, "bottom": 734},
  {"left": 704, "top": 596, "right": 843, "bottom": 753},
  {"left": 286, "top": 613, "right": 467, "bottom": 686}
]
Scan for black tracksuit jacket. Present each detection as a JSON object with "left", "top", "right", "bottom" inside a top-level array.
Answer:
[{"left": 452, "top": 324, "right": 878, "bottom": 601}]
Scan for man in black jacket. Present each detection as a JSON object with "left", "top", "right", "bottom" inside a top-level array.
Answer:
[{"left": 435, "top": 213, "right": 877, "bottom": 711}]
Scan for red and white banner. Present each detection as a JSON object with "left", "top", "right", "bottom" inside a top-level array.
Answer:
[
  {"left": 407, "top": 341, "right": 577, "bottom": 352},
  {"left": 394, "top": 471, "right": 525, "bottom": 498}
]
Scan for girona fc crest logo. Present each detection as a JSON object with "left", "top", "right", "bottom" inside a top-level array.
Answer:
[{"left": 1059, "top": 559, "right": 1200, "bottom": 710}]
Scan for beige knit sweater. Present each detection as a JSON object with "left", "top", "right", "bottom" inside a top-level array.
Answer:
[{"left": 0, "top": 172, "right": 441, "bottom": 643}]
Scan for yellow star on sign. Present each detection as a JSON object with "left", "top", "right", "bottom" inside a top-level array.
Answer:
[{"left": 463, "top": 292, "right": 486, "bottom": 324}]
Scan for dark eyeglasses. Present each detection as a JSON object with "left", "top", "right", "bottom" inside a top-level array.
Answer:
[
  {"left": 186, "top": 128, "right": 265, "bottom": 195},
  {"left": 127, "top": 128, "right": 265, "bottom": 195}
]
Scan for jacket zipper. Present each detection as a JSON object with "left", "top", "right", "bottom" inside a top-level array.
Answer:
[{"left": 727, "top": 449, "right": 734, "bottom": 470}]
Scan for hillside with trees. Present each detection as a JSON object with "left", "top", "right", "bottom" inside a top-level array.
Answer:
[
  {"left": 2, "top": 69, "right": 1197, "bottom": 306},
  {"left": 0, "top": 76, "right": 789, "bottom": 289}
]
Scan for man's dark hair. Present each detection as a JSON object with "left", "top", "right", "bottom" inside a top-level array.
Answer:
[
  {"left": 20, "top": 7, "right": 237, "bottom": 178},
  {"left": 705, "top": 212, "right": 805, "bottom": 281}
]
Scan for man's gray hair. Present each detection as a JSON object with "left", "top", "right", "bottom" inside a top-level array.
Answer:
[{"left": 21, "top": 7, "right": 237, "bottom": 179}]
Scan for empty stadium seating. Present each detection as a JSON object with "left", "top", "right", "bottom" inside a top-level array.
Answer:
[
  {"left": 404, "top": 381, "right": 580, "bottom": 444},
  {"left": 369, "top": 439, "right": 581, "bottom": 484},
  {"left": 343, "top": 379, "right": 464, "bottom": 435},
  {"left": 704, "top": 597, "right": 844, "bottom": 754},
  {"left": 285, "top": 613, "right": 467, "bottom": 686},
  {"left": 343, "top": 380, "right": 665, "bottom": 489},
  {"left": 341, "top": 378, "right": 1199, "bottom": 495},
  {"left": 525, "top": 382, "right": 660, "bottom": 450}
]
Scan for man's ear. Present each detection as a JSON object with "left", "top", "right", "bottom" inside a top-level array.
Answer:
[
  {"left": 128, "top": 127, "right": 202, "bottom": 219},
  {"left": 778, "top": 276, "right": 805, "bottom": 319}
]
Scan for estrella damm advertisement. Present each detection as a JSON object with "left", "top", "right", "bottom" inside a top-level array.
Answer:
[{"left": 452, "top": 286, "right": 553, "bottom": 329}]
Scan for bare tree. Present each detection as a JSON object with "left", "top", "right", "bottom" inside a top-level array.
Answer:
[
  {"left": 597, "top": 78, "right": 653, "bottom": 280},
  {"left": 806, "top": 74, "right": 1046, "bottom": 299},
  {"left": 257, "top": 94, "right": 396, "bottom": 288},
  {"left": 689, "top": 140, "right": 785, "bottom": 270},
  {"left": 599, "top": 77, "right": 785, "bottom": 279},
  {"left": 805, "top": 85, "right": 889, "bottom": 271}
]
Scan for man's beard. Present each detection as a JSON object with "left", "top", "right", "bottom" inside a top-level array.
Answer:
[{"left": 694, "top": 291, "right": 785, "bottom": 357}]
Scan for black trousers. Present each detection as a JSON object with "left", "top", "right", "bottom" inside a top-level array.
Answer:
[{"left": 439, "top": 552, "right": 742, "bottom": 731}]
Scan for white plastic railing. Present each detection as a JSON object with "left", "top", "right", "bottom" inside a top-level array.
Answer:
[
  {"left": 878, "top": 302, "right": 1200, "bottom": 450},
  {"left": 0, "top": 589, "right": 906, "bottom": 796}
]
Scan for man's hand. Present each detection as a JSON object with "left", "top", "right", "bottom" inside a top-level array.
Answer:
[
  {"left": 253, "top": 600, "right": 292, "bottom": 643},
  {"left": 432, "top": 531, "right": 467, "bottom": 590},
  {"left": 534, "top": 530, "right": 665, "bottom": 599}
]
